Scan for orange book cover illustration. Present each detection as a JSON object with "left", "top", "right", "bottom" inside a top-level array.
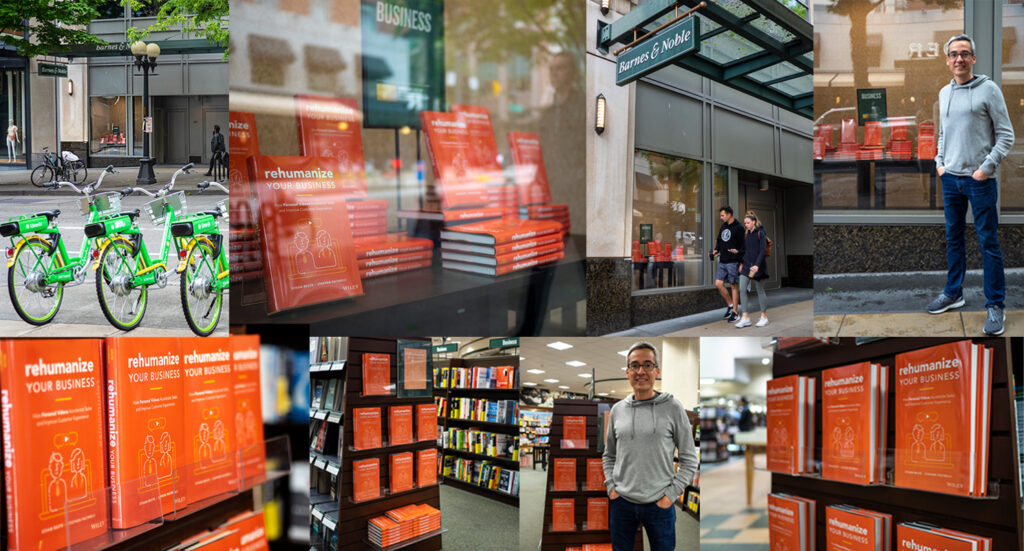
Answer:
[
  {"left": 390, "top": 452, "right": 415, "bottom": 494},
  {"left": 417, "top": 448, "right": 437, "bottom": 487},
  {"left": 507, "top": 131, "right": 553, "bottom": 205},
  {"left": 822, "top": 362, "right": 878, "bottom": 484},
  {"left": 826, "top": 506, "right": 879, "bottom": 551},
  {"left": 551, "top": 498, "right": 575, "bottom": 532},
  {"left": 894, "top": 341, "right": 975, "bottom": 496},
  {"left": 228, "top": 111, "right": 260, "bottom": 227},
  {"left": 362, "top": 353, "right": 391, "bottom": 396},
  {"left": 897, "top": 524, "right": 980, "bottom": 551},
  {"left": 562, "top": 416, "right": 587, "bottom": 449},
  {"left": 419, "top": 110, "right": 490, "bottom": 209},
  {"left": 402, "top": 347, "right": 429, "bottom": 391},
  {"left": 294, "top": 94, "right": 367, "bottom": 198},
  {"left": 389, "top": 405, "right": 414, "bottom": 446},
  {"left": 552, "top": 458, "right": 576, "bottom": 491},
  {"left": 352, "top": 458, "right": 380, "bottom": 502},
  {"left": 106, "top": 337, "right": 185, "bottom": 529},
  {"left": 1, "top": 339, "right": 108, "bottom": 551},
  {"left": 586, "top": 498, "right": 608, "bottom": 531},
  {"left": 767, "top": 375, "right": 804, "bottom": 474},
  {"left": 183, "top": 337, "right": 237, "bottom": 505},
  {"left": 767, "top": 494, "right": 804, "bottom": 551},
  {"left": 449, "top": 104, "right": 503, "bottom": 186},
  {"left": 353, "top": 407, "right": 382, "bottom": 450},
  {"left": 232, "top": 335, "right": 266, "bottom": 483},
  {"left": 416, "top": 403, "right": 437, "bottom": 442},
  {"left": 585, "top": 458, "right": 606, "bottom": 491}
]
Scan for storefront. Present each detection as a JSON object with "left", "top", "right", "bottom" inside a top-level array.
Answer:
[
  {"left": 813, "top": 0, "right": 1024, "bottom": 273},
  {"left": 0, "top": 39, "right": 29, "bottom": 169},
  {"left": 586, "top": 0, "right": 814, "bottom": 334}
]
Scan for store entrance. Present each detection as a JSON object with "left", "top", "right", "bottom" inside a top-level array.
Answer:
[{"left": 0, "top": 68, "right": 26, "bottom": 169}]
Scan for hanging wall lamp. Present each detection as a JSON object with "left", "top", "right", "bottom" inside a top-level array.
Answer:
[{"left": 601, "top": 0, "right": 610, "bottom": 15}]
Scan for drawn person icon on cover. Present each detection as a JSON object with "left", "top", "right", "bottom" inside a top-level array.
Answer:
[
  {"left": 46, "top": 452, "right": 67, "bottom": 513},
  {"left": 841, "top": 426, "right": 856, "bottom": 458},
  {"left": 197, "top": 422, "right": 212, "bottom": 461},
  {"left": 158, "top": 431, "right": 174, "bottom": 479},
  {"left": 212, "top": 419, "right": 227, "bottom": 458},
  {"left": 926, "top": 424, "right": 948, "bottom": 462},
  {"left": 910, "top": 424, "right": 927, "bottom": 461},
  {"left": 68, "top": 448, "right": 88, "bottom": 501},
  {"left": 313, "top": 229, "right": 338, "bottom": 269},
  {"left": 292, "top": 231, "right": 315, "bottom": 274},
  {"left": 831, "top": 426, "right": 843, "bottom": 458},
  {"left": 141, "top": 434, "right": 158, "bottom": 483}
]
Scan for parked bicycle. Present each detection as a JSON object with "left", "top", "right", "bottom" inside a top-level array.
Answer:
[
  {"left": 172, "top": 180, "right": 229, "bottom": 336},
  {"left": 2, "top": 165, "right": 122, "bottom": 324},
  {"left": 31, "top": 147, "right": 87, "bottom": 187}
]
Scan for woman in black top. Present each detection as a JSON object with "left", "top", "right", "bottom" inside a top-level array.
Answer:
[{"left": 735, "top": 211, "right": 769, "bottom": 328}]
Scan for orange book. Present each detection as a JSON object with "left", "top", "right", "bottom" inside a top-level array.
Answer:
[
  {"left": 508, "top": 131, "right": 553, "bottom": 205},
  {"left": 495, "top": 365, "right": 513, "bottom": 389},
  {"left": 586, "top": 498, "right": 608, "bottom": 531},
  {"left": 551, "top": 498, "right": 575, "bottom": 532},
  {"left": 826, "top": 505, "right": 882, "bottom": 551},
  {"left": 449, "top": 104, "right": 503, "bottom": 186},
  {"left": 822, "top": 362, "right": 882, "bottom": 485},
  {"left": 897, "top": 523, "right": 989, "bottom": 551},
  {"left": 352, "top": 458, "right": 380, "bottom": 502},
  {"left": 416, "top": 403, "right": 437, "bottom": 442},
  {"left": 562, "top": 416, "right": 587, "bottom": 449},
  {"left": 440, "top": 218, "right": 563, "bottom": 246},
  {"left": 106, "top": 337, "right": 185, "bottom": 529},
  {"left": 353, "top": 407, "right": 382, "bottom": 450},
  {"left": 232, "top": 335, "right": 266, "bottom": 484},
  {"left": 440, "top": 231, "right": 564, "bottom": 258},
  {"left": 389, "top": 405, "right": 414, "bottom": 446},
  {"left": 362, "top": 353, "right": 391, "bottom": 396},
  {"left": 586, "top": 458, "right": 606, "bottom": 491},
  {"left": 358, "top": 250, "right": 433, "bottom": 270},
  {"left": 766, "top": 375, "right": 806, "bottom": 474},
  {"left": 419, "top": 110, "right": 491, "bottom": 209},
  {"left": 894, "top": 340, "right": 985, "bottom": 496},
  {"left": 402, "top": 346, "right": 429, "bottom": 391},
  {"left": 552, "top": 458, "right": 576, "bottom": 491},
  {"left": 360, "top": 259, "right": 433, "bottom": 279},
  {"left": 228, "top": 111, "right": 260, "bottom": 227},
  {"left": 354, "top": 233, "right": 434, "bottom": 259},
  {"left": 442, "top": 250, "right": 564, "bottom": 276},
  {"left": 390, "top": 452, "right": 415, "bottom": 494},
  {"left": 183, "top": 337, "right": 237, "bottom": 505},
  {"left": 294, "top": 94, "right": 367, "bottom": 198},
  {"left": 440, "top": 241, "right": 564, "bottom": 267},
  {"left": 768, "top": 494, "right": 809, "bottom": 551},
  {"left": 417, "top": 448, "right": 437, "bottom": 487},
  {"left": 1, "top": 339, "right": 108, "bottom": 551},
  {"left": 218, "top": 510, "right": 269, "bottom": 550}
]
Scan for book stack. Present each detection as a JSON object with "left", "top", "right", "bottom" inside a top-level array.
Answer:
[
  {"left": 821, "top": 361, "right": 889, "bottom": 485},
  {"left": 768, "top": 493, "right": 816, "bottom": 551},
  {"left": 519, "top": 203, "right": 570, "bottom": 233},
  {"left": 893, "top": 340, "right": 992, "bottom": 497},
  {"left": 439, "top": 217, "right": 565, "bottom": 276},
  {"left": 228, "top": 111, "right": 262, "bottom": 286},
  {"left": 834, "top": 118, "right": 860, "bottom": 161},
  {"left": 917, "top": 122, "right": 937, "bottom": 160},
  {"left": 897, "top": 522, "right": 991, "bottom": 551},
  {"left": 508, "top": 131, "right": 570, "bottom": 234},
  {"left": 886, "top": 118, "right": 913, "bottom": 160},
  {"left": 367, "top": 504, "right": 442, "bottom": 548},
  {"left": 353, "top": 233, "right": 435, "bottom": 280},
  {"left": 766, "top": 374, "right": 816, "bottom": 474},
  {"left": 857, "top": 121, "right": 884, "bottom": 160},
  {"left": 826, "top": 505, "right": 892, "bottom": 551}
]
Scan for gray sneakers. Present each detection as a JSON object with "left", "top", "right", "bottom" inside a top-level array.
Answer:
[
  {"left": 926, "top": 293, "right": 965, "bottom": 314},
  {"left": 984, "top": 306, "right": 1005, "bottom": 336}
]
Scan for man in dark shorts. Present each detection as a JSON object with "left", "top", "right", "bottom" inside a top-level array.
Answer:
[{"left": 711, "top": 206, "right": 744, "bottom": 322}]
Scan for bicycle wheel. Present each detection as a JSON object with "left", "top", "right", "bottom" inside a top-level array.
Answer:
[
  {"left": 7, "top": 236, "right": 64, "bottom": 324},
  {"left": 69, "top": 161, "right": 87, "bottom": 183},
  {"left": 95, "top": 238, "right": 148, "bottom": 331},
  {"left": 30, "top": 165, "right": 53, "bottom": 187},
  {"left": 180, "top": 239, "right": 223, "bottom": 336}
]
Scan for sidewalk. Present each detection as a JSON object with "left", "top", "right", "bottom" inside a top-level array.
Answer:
[
  {"left": 0, "top": 165, "right": 225, "bottom": 195},
  {"left": 606, "top": 287, "right": 813, "bottom": 336}
]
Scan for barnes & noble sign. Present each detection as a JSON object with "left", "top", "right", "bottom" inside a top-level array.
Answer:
[
  {"left": 361, "top": 0, "right": 445, "bottom": 129},
  {"left": 616, "top": 15, "right": 698, "bottom": 86}
]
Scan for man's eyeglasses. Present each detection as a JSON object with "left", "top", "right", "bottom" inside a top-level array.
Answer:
[
  {"left": 947, "top": 51, "right": 974, "bottom": 60},
  {"left": 627, "top": 362, "right": 658, "bottom": 372}
]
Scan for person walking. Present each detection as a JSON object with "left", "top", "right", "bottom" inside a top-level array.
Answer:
[
  {"left": 926, "top": 33, "right": 1014, "bottom": 335},
  {"left": 711, "top": 206, "right": 744, "bottom": 323},
  {"left": 735, "top": 210, "right": 769, "bottom": 328},
  {"left": 6, "top": 119, "right": 19, "bottom": 163},
  {"left": 205, "top": 125, "right": 226, "bottom": 176},
  {"left": 603, "top": 342, "right": 699, "bottom": 551}
]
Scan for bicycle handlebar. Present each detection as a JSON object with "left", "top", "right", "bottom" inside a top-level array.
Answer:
[
  {"left": 121, "top": 186, "right": 157, "bottom": 198},
  {"left": 166, "top": 162, "right": 195, "bottom": 192},
  {"left": 197, "top": 181, "right": 228, "bottom": 194}
]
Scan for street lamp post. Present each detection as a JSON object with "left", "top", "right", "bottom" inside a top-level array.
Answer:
[{"left": 131, "top": 40, "right": 160, "bottom": 186}]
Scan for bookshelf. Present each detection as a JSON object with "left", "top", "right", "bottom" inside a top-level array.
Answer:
[
  {"left": 769, "top": 337, "right": 1023, "bottom": 549},
  {"left": 539, "top": 399, "right": 642, "bottom": 551},
  {"left": 311, "top": 337, "right": 442, "bottom": 551},
  {"left": 434, "top": 355, "right": 521, "bottom": 507},
  {"left": 520, "top": 407, "right": 553, "bottom": 469}
]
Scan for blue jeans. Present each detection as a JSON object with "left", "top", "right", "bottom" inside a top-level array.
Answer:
[
  {"left": 942, "top": 173, "right": 1004, "bottom": 308},
  {"left": 609, "top": 496, "right": 676, "bottom": 551}
]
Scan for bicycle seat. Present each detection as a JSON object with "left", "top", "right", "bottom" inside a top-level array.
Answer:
[
  {"left": 33, "top": 210, "right": 61, "bottom": 221},
  {"left": 200, "top": 210, "right": 223, "bottom": 218},
  {"left": 120, "top": 209, "right": 141, "bottom": 221}
]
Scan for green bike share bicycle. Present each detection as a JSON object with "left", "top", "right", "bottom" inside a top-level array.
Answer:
[
  {"left": 171, "top": 180, "right": 229, "bottom": 336},
  {"left": 2, "top": 165, "right": 125, "bottom": 324}
]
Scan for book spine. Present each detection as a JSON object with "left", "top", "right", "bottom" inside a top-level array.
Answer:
[
  {"left": 1, "top": 343, "right": 17, "bottom": 549},
  {"left": 106, "top": 343, "right": 126, "bottom": 528}
]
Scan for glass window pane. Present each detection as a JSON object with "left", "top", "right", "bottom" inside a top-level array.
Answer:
[
  {"left": 1001, "top": 0, "right": 1024, "bottom": 212},
  {"left": 133, "top": 96, "right": 143, "bottom": 156},
  {"left": 95, "top": 0, "right": 124, "bottom": 19},
  {"left": 0, "top": 70, "right": 26, "bottom": 164},
  {"left": 90, "top": 97, "right": 127, "bottom": 157},
  {"left": 632, "top": 150, "right": 702, "bottom": 292}
]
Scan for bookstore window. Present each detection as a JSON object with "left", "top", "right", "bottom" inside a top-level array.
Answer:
[
  {"left": 813, "top": 0, "right": 963, "bottom": 213},
  {"left": 90, "top": 96, "right": 128, "bottom": 157},
  {"left": 1002, "top": 2, "right": 1024, "bottom": 211},
  {"left": 131, "top": 96, "right": 144, "bottom": 157},
  {"left": 632, "top": 150, "right": 701, "bottom": 292}
]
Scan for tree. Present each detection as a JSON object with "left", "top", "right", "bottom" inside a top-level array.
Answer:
[
  {"left": 122, "top": 0, "right": 229, "bottom": 54},
  {"left": 0, "top": 0, "right": 107, "bottom": 57}
]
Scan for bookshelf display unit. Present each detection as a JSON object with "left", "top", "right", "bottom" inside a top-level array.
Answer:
[
  {"left": 310, "top": 337, "right": 443, "bottom": 551},
  {"left": 520, "top": 407, "right": 553, "bottom": 469},
  {"left": 434, "top": 355, "right": 521, "bottom": 507},
  {"left": 769, "top": 338, "right": 1023, "bottom": 549}
]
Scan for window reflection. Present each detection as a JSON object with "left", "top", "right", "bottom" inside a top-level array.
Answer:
[
  {"left": 90, "top": 97, "right": 127, "bottom": 157},
  {"left": 1002, "top": 0, "right": 1024, "bottom": 211}
]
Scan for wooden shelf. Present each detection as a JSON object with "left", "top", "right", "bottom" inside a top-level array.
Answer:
[
  {"left": 444, "top": 417, "right": 519, "bottom": 433},
  {"left": 442, "top": 448, "right": 520, "bottom": 468}
]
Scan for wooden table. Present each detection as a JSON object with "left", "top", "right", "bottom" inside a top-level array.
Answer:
[{"left": 734, "top": 428, "right": 767, "bottom": 507}]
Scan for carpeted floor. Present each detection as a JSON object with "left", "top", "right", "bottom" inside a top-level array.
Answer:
[{"left": 441, "top": 481, "right": 519, "bottom": 550}]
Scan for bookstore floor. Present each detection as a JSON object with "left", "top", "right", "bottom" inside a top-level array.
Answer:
[
  {"left": 699, "top": 456, "right": 771, "bottom": 550},
  {"left": 440, "top": 482, "right": 519, "bottom": 550}
]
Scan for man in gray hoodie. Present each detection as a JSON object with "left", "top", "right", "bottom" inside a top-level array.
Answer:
[
  {"left": 603, "top": 342, "right": 699, "bottom": 551},
  {"left": 926, "top": 34, "right": 1015, "bottom": 335}
]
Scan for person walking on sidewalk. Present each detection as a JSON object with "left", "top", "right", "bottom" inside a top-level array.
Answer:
[
  {"left": 926, "top": 33, "right": 1015, "bottom": 335},
  {"left": 711, "top": 206, "right": 744, "bottom": 323},
  {"left": 204, "top": 125, "right": 226, "bottom": 176},
  {"left": 604, "top": 342, "right": 698, "bottom": 551},
  {"left": 736, "top": 210, "right": 769, "bottom": 328}
]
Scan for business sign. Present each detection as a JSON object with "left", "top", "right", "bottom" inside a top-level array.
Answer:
[
  {"left": 639, "top": 224, "right": 653, "bottom": 243},
  {"left": 432, "top": 343, "right": 458, "bottom": 354},
  {"left": 857, "top": 88, "right": 886, "bottom": 125},
  {"left": 37, "top": 63, "right": 67, "bottom": 77},
  {"left": 489, "top": 338, "right": 520, "bottom": 349},
  {"left": 361, "top": 0, "right": 445, "bottom": 129},
  {"left": 616, "top": 15, "right": 699, "bottom": 86}
]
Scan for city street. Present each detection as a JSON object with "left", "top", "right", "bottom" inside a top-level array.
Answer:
[{"left": 0, "top": 167, "right": 227, "bottom": 335}]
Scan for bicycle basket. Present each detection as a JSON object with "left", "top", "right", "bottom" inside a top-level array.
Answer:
[
  {"left": 79, "top": 192, "right": 122, "bottom": 219},
  {"left": 145, "top": 191, "right": 187, "bottom": 225},
  {"left": 61, "top": 151, "right": 80, "bottom": 163},
  {"left": 216, "top": 199, "right": 229, "bottom": 220}
]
